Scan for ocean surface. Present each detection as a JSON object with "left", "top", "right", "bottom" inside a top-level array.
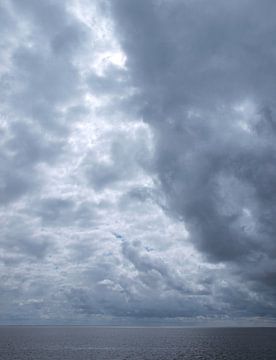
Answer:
[{"left": 0, "top": 326, "right": 276, "bottom": 360}]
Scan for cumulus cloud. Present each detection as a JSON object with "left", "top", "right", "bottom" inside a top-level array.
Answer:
[
  {"left": 0, "top": 0, "right": 276, "bottom": 325},
  {"left": 109, "top": 0, "right": 276, "bottom": 320}
]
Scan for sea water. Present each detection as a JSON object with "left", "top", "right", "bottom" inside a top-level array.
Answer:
[{"left": 0, "top": 326, "right": 276, "bottom": 360}]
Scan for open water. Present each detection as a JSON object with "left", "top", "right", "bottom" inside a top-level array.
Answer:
[{"left": 0, "top": 326, "right": 276, "bottom": 360}]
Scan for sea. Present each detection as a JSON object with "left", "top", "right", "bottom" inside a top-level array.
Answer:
[{"left": 0, "top": 326, "right": 276, "bottom": 360}]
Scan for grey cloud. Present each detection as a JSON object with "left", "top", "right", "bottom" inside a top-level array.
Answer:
[
  {"left": 11, "top": 46, "right": 80, "bottom": 130},
  {"left": 67, "top": 283, "right": 213, "bottom": 319},
  {"left": 110, "top": 0, "right": 276, "bottom": 317},
  {"left": 0, "top": 120, "right": 63, "bottom": 205},
  {"left": 34, "top": 197, "right": 100, "bottom": 228},
  {"left": 35, "top": 198, "right": 75, "bottom": 223},
  {"left": 51, "top": 23, "right": 87, "bottom": 56},
  {"left": 0, "top": 0, "right": 88, "bottom": 205},
  {"left": 84, "top": 128, "right": 152, "bottom": 190},
  {"left": 0, "top": 164, "right": 31, "bottom": 205},
  {"left": 118, "top": 186, "right": 156, "bottom": 209},
  {"left": 7, "top": 122, "right": 63, "bottom": 166},
  {"left": 0, "top": 2, "right": 14, "bottom": 33},
  {"left": 0, "top": 218, "right": 53, "bottom": 262},
  {"left": 88, "top": 66, "right": 128, "bottom": 95},
  {"left": 121, "top": 240, "right": 209, "bottom": 295},
  {"left": 11, "top": 0, "right": 76, "bottom": 39},
  {"left": 2, "top": 0, "right": 276, "bottom": 325}
]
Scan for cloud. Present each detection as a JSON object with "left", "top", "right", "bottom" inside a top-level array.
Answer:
[
  {"left": 0, "top": 0, "right": 276, "bottom": 325},
  {"left": 109, "top": 0, "right": 276, "bottom": 318}
]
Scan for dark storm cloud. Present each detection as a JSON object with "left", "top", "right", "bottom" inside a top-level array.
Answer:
[{"left": 110, "top": 0, "right": 276, "bottom": 316}]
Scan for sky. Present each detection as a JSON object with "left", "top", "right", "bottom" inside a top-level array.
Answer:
[{"left": 0, "top": 0, "right": 276, "bottom": 326}]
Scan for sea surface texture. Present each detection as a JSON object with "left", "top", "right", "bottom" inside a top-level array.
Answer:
[{"left": 1, "top": 326, "right": 276, "bottom": 360}]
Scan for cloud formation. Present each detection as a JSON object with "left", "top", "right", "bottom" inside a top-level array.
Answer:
[
  {"left": 110, "top": 0, "right": 276, "bottom": 319},
  {"left": 0, "top": 0, "right": 276, "bottom": 325}
]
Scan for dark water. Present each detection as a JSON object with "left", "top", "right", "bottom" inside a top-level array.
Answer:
[{"left": 1, "top": 326, "right": 276, "bottom": 360}]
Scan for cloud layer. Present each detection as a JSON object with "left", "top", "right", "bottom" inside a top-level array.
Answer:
[{"left": 1, "top": 0, "right": 276, "bottom": 325}]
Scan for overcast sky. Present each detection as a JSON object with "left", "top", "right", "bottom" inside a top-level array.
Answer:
[{"left": 1, "top": 0, "right": 276, "bottom": 326}]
